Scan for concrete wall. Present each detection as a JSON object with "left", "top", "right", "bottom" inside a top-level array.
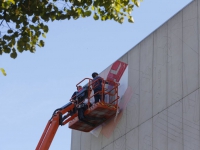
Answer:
[{"left": 71, "top": 0, "right": 200, "bottom": 149}]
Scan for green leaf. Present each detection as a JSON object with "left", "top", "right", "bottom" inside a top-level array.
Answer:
[
  {"left": 7, "top": 0, "right": 15, "bottom": 4},
  {"left": 10, "top": 51, "right": 17, "bottom": 59},
  {"left": 128, "top": 16, "right": 134, "bottom": 23},
  {"left": 38, "top": 40, "right": 44, "bottom": 47},
  {"left": 30, "top": 46, "right": 36, "bottom": 53},
  {"left": 132, "top": 0, "right": 140, "bottom": 7},
  {"left": 7, "top": 29, "right": 13, "bottom": 34},
  {"left": 3, "top": 47, "right": 11, "bottom": 53},
  {"left": 43, "top": 25, "right": 49, "bottom": 33},
  {"left": 93, "top": 13, "right": 99, "bottom": 20},
  {"left": 0, "top": 68, "right": 7, "bottom": 76},
  {"left": 91, "top": 5, "right": 95, "bottom": 10},
  {"left": 118, "top": 17, "right": 124, "bottom": 24},
  {"left": 84, "top": 11, "right": 91, "bottom": 17},
  {"left": 0, "top": 0, "right": 140, "bottom": 60},
  {"left": 17, "top": 41, "right": 23, "bottom": 53},
  {"left": 42, "top": 33, "right": 46, "bottom": 38}
]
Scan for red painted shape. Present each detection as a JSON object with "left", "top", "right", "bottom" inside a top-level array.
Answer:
[{"left": 106, "top": 60, "right": 128, "bottom": 82}]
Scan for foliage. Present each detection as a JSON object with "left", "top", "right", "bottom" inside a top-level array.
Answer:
[
  {"left": 0, "top": 68, "right": 6, "bottom": 76},
  {"left": 0, "top": 0, "right": 142, "bottom": 59}
]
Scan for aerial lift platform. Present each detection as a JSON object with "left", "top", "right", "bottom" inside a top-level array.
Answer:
[{"left": 36, "top": 78, "right": 120, "bottom": 150}]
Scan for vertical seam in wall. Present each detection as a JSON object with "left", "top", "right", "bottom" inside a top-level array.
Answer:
[
  {"left": 125, "top": 52, "right": 129, "bottom": 150},
  {"left": 101, "top": 133, "right": 102, "bottom": 150},
  {"left": 138, "top": 43, "right": 141, "bottom": 150},
  {"left": 70, "top": 130, "right": 72, "bottom": 150},
  {"left": 80, "top": 132, "right": 82, "bottom": 150},
  {"left": 197, "top": 0, "right": 200, "bottom": 144},
  {"left": 166, "top": 21, "right": 168, "bottom": 150},
  {"left": 181, "top": 8, "right": 184, "bottom": 149},
  {"left": 152, "top": 31, "right": 154, "bottom": 150},
  {"left": 138, "top": 42, "right": 141, "bottom": 150},
  {"left": 90, "top": 134, "right": 91, "bottom": 150}
]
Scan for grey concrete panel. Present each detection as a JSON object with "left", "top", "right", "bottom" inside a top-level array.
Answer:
[
  {"left": 126, "top": 128, "right": 139, "bottom": 150},
  {"left": 153, "top": 24, "right": 168, "bottom": 116},
  {"left": 167, "top": 11, "right": 183, "bottom": 106},
  {"left": 126, "top": 45, "right": 140, "bottom": 132},
  {"left": 80, "top": 132, "right": 91, "bottom": 150},
  {"left": 153, "top": 110, "right": 168, "bottom": 150},
  {"left": 198, "top": 0, "right": 200, "bottom": 89},
  {"left": 126, "top": 94, "right": 139, "bottom": 133},
  {"left": 167, "top": 101, "right": 183, "bottom": 150},
  {"left": 118, "top": 53, "right": 128, "bottom": 64},
  {"left": 102, "top": 132, "right": 113, "bottom": 148},
  {"left": 102, "top": 142, "right": 113, "bottom": 150},
  {"left": 139, "top": 34, "right": 153, "bottom": 124},
  {"left": 183, "top": 90, "right": 200, "bottom": 150},
  {"left": 90, "top": 134, "right": 102, "bottom": 150},
  {"left": 114, "top": 110, "right": 127, "bottom": 140},
  {"left": 71, "top": 130, "right": 81, "bottom": 150},
  {"left": 71, "top": 1, "right": 200, "bottom": 150},
  {"left": 183, "top": 0, "right": 199, "bottom": 97},
  {"left": 139, "top": 118, "right": 153, "bottom": 150},
  {"left": 114, "top": 135, "right": 126, "bottom": 150}
]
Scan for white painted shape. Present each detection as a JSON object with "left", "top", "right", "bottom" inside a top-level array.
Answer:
[
  {"left": 90, "top": 125, "right": 102, "bottom": 137},
  {"left": 118, "top": 66, "right": 128, "bottom": 102}
]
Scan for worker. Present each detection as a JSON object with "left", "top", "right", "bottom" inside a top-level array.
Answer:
[
  {"left": 91, "top": 72, "right": 105, "bottom": 103},
  {"left": 68, "top": 85, "right": 83, "bottom": 116},
  {"left": 71, "top": 85, "right": 83, "bottom": 101},
  {"left": 74, "top": 85, "right": 95, "bottom": 126}
]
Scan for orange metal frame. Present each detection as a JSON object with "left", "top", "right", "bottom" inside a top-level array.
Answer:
[
  {"left": 76, "top": 78, "right": 120, "bottom": 106},
  {"left": 36, "top": 103, "right": 76, "bottom": 150},
  {"left": 36, "top": 78, "right": 119, "bottom": 150}
]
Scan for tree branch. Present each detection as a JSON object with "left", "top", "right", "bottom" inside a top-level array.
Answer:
[
  {"left": 5, "top": 21, "right": 11, "bottom": 29},
  {"left": 0, "top": 19, "right": 4, "bottom": 26}
]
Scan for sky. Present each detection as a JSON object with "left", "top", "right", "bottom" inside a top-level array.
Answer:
[{"left": 0, "top": 0, "right": 192, "bottom": 150}]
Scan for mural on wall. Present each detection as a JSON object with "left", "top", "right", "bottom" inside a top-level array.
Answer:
[{"left": 90, "top": 60, "right": 133, "bottom": 138}]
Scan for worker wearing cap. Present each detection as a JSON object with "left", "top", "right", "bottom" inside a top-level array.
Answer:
[
  {"left": 71, "top": 86, "right": 83, "bottom": 101},
  {"left": 69, "top": 85, "right": 83, "bottom": 116},
  {"left": 91, "top": 72, "right": 104, "bottom": 103}
]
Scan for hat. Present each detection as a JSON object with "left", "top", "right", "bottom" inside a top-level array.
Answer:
[{"left": 92, "top": 72, "right": 98, "bottom": 78}]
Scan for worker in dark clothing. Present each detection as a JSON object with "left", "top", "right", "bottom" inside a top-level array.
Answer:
[
  {"left": 62, "top": 85, "right": 83, "bottom": 121},
  {"left": 92, "top": 72, "right": 105, "bottom": 103},
  {"left": 68, "top": 86, "right": 83, "bottom": 116},
  {"left": 71, "top": 86, "right": 83, "bottom": 102},
  {"left": 74, "top": 85, "right": 95, "bottom": 127}
]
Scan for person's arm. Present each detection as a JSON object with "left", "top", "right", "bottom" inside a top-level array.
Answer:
[{"left": 71, "top": 91, "right": 77, "bottom": 102}]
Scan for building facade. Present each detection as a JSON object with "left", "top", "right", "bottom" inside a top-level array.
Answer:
[{"left": 71, "top": 0, "right": 200, "bottom": 149}]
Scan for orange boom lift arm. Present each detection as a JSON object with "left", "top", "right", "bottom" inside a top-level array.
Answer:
[
  {"left": 36, "top": 78, "right": 120, "bottom": 150},
  {"left": 36, "top": 83, "right": 91, "bottom": 150},
  {"left": 35, "top": 102, "right": 76, "bottom": 150}
]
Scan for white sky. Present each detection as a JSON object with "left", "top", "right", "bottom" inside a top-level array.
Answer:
[{"left": 0, "top": 0, "right": 192, "bottom": 150}]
